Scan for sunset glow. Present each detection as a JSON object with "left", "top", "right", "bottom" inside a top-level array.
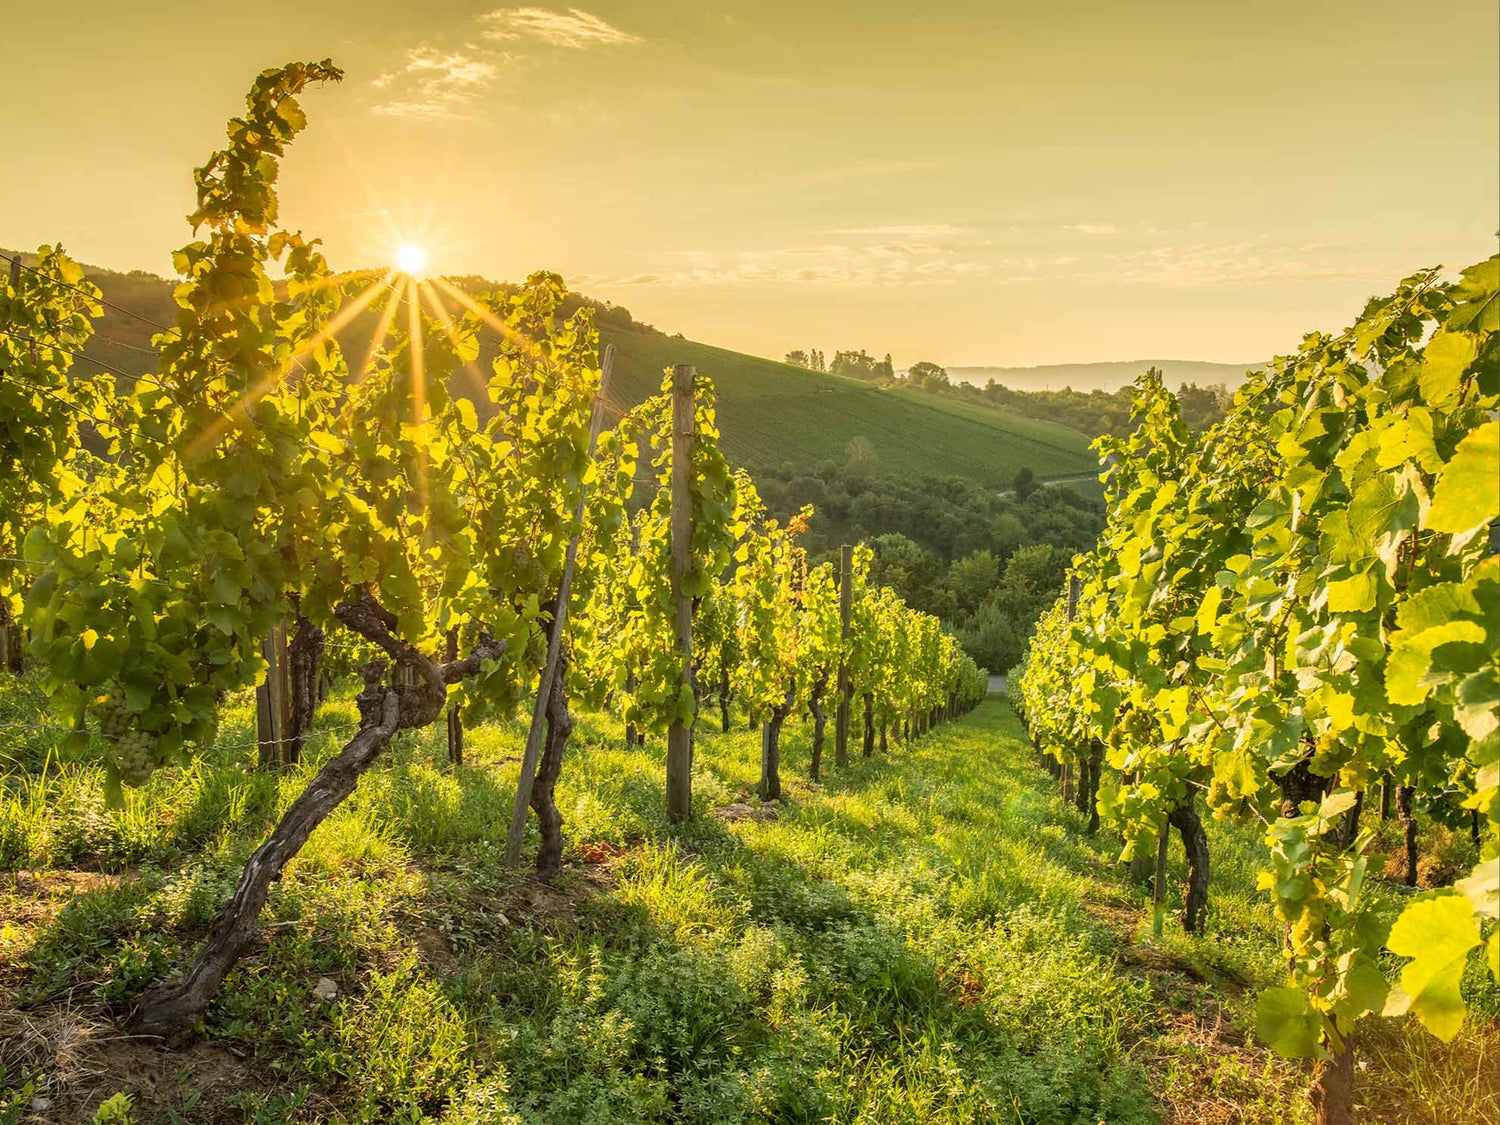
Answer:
[{"left": 395, "top": 244, "right": 427, "bottom": 277}]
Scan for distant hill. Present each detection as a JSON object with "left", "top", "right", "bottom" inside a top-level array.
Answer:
[
  {"left": 595, "top": 329, "right": 1094, "bottom": 487},
  {"left": 947, "top": 359, "right": 1263, "bottom": 394},
  {"left": 13, "top": 250, "right": 1098, "bottom": 489}
]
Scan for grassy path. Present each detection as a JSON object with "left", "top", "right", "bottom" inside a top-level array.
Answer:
[{"left": 1, "top": 691, "right": 1494, "bottom": 1123}]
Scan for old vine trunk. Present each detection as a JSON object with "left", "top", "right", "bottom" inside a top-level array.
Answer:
[
  {"left": 532, "top": 647, "right": 572, "bottom": 880},
  {"left": 126, "top": 595, "right": 500, "bottom": 1037}
]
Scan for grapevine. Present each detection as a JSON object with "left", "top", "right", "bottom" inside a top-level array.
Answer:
[{"left": 1017, "top": 255, "right": 1499, "bottom": 1120}]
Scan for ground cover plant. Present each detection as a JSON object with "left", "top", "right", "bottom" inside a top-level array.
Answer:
[{"left": 3, "top": 683, "right": 1496, "bottom": 1123}]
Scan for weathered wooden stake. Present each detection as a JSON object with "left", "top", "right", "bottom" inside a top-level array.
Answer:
[
  {"left": 665, "top": 363, "right": 696, "bottom": 822},
  {"left": 256, "top": 620, "right": 292, "bottom": 769},
  {"left": 504, "top": 345, "right": 615, "bottom": 866},
  {"left": 835, "top": 544, "right": 853, "bottom": 767}
]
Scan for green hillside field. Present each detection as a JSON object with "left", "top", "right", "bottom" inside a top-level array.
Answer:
[
  {"left": 598, "top": 326, "right": 1096, "bottom": 487},
  {"left": 22, "top": 253, "right": 1097, "bottom": 489}
]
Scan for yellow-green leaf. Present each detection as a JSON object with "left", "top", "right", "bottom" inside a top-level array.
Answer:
[
  {"left": 1383, "top": 891, "right": 1482, "bottom": 1041},
  {"left": 1427, "top": 421, "right": 1499, "bottom": 535}
]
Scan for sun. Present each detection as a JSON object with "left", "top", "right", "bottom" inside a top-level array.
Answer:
[{"left": 395, "top": 244, "right": 428, "bottom": 276}]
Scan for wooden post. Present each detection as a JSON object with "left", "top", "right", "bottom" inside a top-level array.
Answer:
[
  {"left": 760, "top": 720, "right": 779, "bottom": 801},
  {"left": 1152, "top": 824, "right": 1170, "bottom": 937},
  {"left": 1067, "top": 574, "right": 1080, "bottom": 620},
  {"left": 665, "top": 363, "right": 696, "bottom": 822},
  {"left": 504, "top": 346, "right": 615, "bottom": 866},
  {"left": 256, "top": 620, "right": 291, "bottom": 769},
  {"left": 834, "top": 544, "right": 853, "bottom": 767}
]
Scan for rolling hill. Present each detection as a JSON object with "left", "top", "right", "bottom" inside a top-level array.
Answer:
[
  {"left": 14, "top": 252, "right": 1098, "bottom": 489},
  {"left": 948, "top": 359, "right": 1261, "bottom": 394}
]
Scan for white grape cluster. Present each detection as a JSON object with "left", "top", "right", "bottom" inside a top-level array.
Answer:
[
  {"left": 91, "top": 683, "right": 155, "bottom": 785},
  {"left": 92, "top": 682, "right": 130, "bottom": 738},
  {"left": 115, "top": 729, "right": 155, "bottom": 786}
]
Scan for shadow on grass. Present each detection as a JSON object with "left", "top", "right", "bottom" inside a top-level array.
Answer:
[{"left": 8, "top": 698, "right": 1162, "bottom": 1125}]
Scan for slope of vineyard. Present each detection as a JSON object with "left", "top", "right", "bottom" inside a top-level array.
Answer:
[
  {"left": 1014, "top": 256, "right": 1500, "bottom": 1122},
  {"left": 596, "top": 326, "right": 1095, "bottom": 485},
  {"left": 1, "top": 251, "right": 1097, "bottom": 488},
  {"left": 1, "top": 687, "right": 1491, "bottom": 1123}
]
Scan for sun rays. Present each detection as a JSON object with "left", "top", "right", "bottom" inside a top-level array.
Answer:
[{"left": 180, "top": 250, "right": 613, "bottom": 521}]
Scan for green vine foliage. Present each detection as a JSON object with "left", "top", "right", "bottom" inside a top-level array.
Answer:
[
  {"left": 1019, "top": 255, "right": 1499, "bottom": 1065},
  {"left": 9, "top": 60, "right": 987, "bottom": 823},
  {"left": 568, "top": 371, "right": 738, "bottom": 732},
  {"left": 0, "top": 245, "right": 106, "bottom": 624},
  {"left": 796, "top": 558, "right": 842, "bottom": 706},
  {"left": 728, "top": 501, "right": 808, "bottom": 722},
  {"left": 20, "top": 62, "right": 603, "bottom": 791}
]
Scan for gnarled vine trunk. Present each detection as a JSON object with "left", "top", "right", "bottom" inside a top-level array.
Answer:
[
  {"left": 1277, "top": 757, "right": 1328, "bottom": 817},
  {"left": 1397, "top": 784, "right": 1418, "bottom": 887},
  {"left": 807, "top": 674, "right": 828, "bottom": 781},
  {"left": 861, "top": 692, "right": 875, "bottom": 757},
  {"left": 719, "top": 669, "right": 732, "bottom": 734},
  {"left": 1086, "top": 738, "right": 1104, "bottom": 834},
  {"left": 1336, "top": 788, "right": 1364, "bottom": 851},
  {"left": 1073, "top": 750, "right": 1092, "bottom": 816},
  {"left": 1169, "top": 796, "right": 1209, "bottom": 934},
  {"left": 760, "top": 689, "right": 794, "bottom": 801},
  {"left": 624, "top": 670, "right": 639, "bottom": 747},
  {"left": 532, "top": 647, "right": 572, "bottom": 880},
  {"left": 879, "top": 719, "right": 887, "bottom": 755},
  {"left": 0, "top": 599, "right": 23, "bottom": 673},
  {"left": 126, "top": 594, "right": 501, "bottom": 1038},
  {"left": 445, "top": 626, "right": 463, "bottom": 767},
  {"left": 1311, "top": 1040, "right": 1355, "bottom": 1125}
]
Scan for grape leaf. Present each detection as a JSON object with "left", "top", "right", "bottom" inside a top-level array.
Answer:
[
  {"left": 1427, "top": 421, "right": 1499, "bottom": 535},
  {"left": 1256, "top": 986, "right": 1324, "bottom": 1058},
  {"left": 1383, "top": 891, "right": 1482, "bottom": 1041}
]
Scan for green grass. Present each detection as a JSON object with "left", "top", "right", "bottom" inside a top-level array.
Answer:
[{"left": 1, "top": 679, "right": 1495, "bottom": 1124}]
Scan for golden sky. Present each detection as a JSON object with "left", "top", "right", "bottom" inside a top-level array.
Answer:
[{"left": 3, "top": 1, "right": 1496, "bottom": 365}]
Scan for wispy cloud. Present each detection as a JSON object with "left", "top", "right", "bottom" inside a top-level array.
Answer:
[
  {"left": 1065, "top": 223, "right": 1119, "bottom": 235},
  {"left": 481, "top": 7, "right": 642, "bottom": 48},
  {"left": 580, "top": 236, "right": 1399, "bottom": 292},
  {"left": 586, "top": 243, "right": 1015, "bottom": 289},
  {"left": 372, "top": 47, "right": 500, "bottom": 118},
  {"left": 831, "top": 224, "right": 969, "bottom": 237},
  {"left": 1093, "top": 242, "right": 1395, "bottom": 286}
]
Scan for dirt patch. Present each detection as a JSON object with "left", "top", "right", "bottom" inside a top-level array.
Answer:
[
  {"left": 0, "top": 1002, "right": 263, "bottom": 1124},
  {"left": 709, "top": 800, "right": 780, "bottom": 823},
  {"left": 452, "top": 861, "right": 617, "bottom": 933}
]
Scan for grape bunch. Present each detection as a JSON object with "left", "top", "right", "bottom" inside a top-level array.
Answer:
[
  {"left": 115, "top": 729, "right": 156, "bottom": 787},
  {"left": 90, "top": 683, "right": 156, "bottom": 785},
  {"left": 90, "top": 682, "right": 130, "bottom": 739},
  {"left": 1206, "top": 775, "right": 1232, "bottom": 820}
]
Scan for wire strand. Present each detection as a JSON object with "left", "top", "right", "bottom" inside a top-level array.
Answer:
[
  {"left": 0, "top": 716, "right": 363, "bottom": 754},
  {"left": 1, "top": 253, "right": 175, "bottom": 334},
  {"left": 0, "top": 366, "right": 172, "bottom": 450}
]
